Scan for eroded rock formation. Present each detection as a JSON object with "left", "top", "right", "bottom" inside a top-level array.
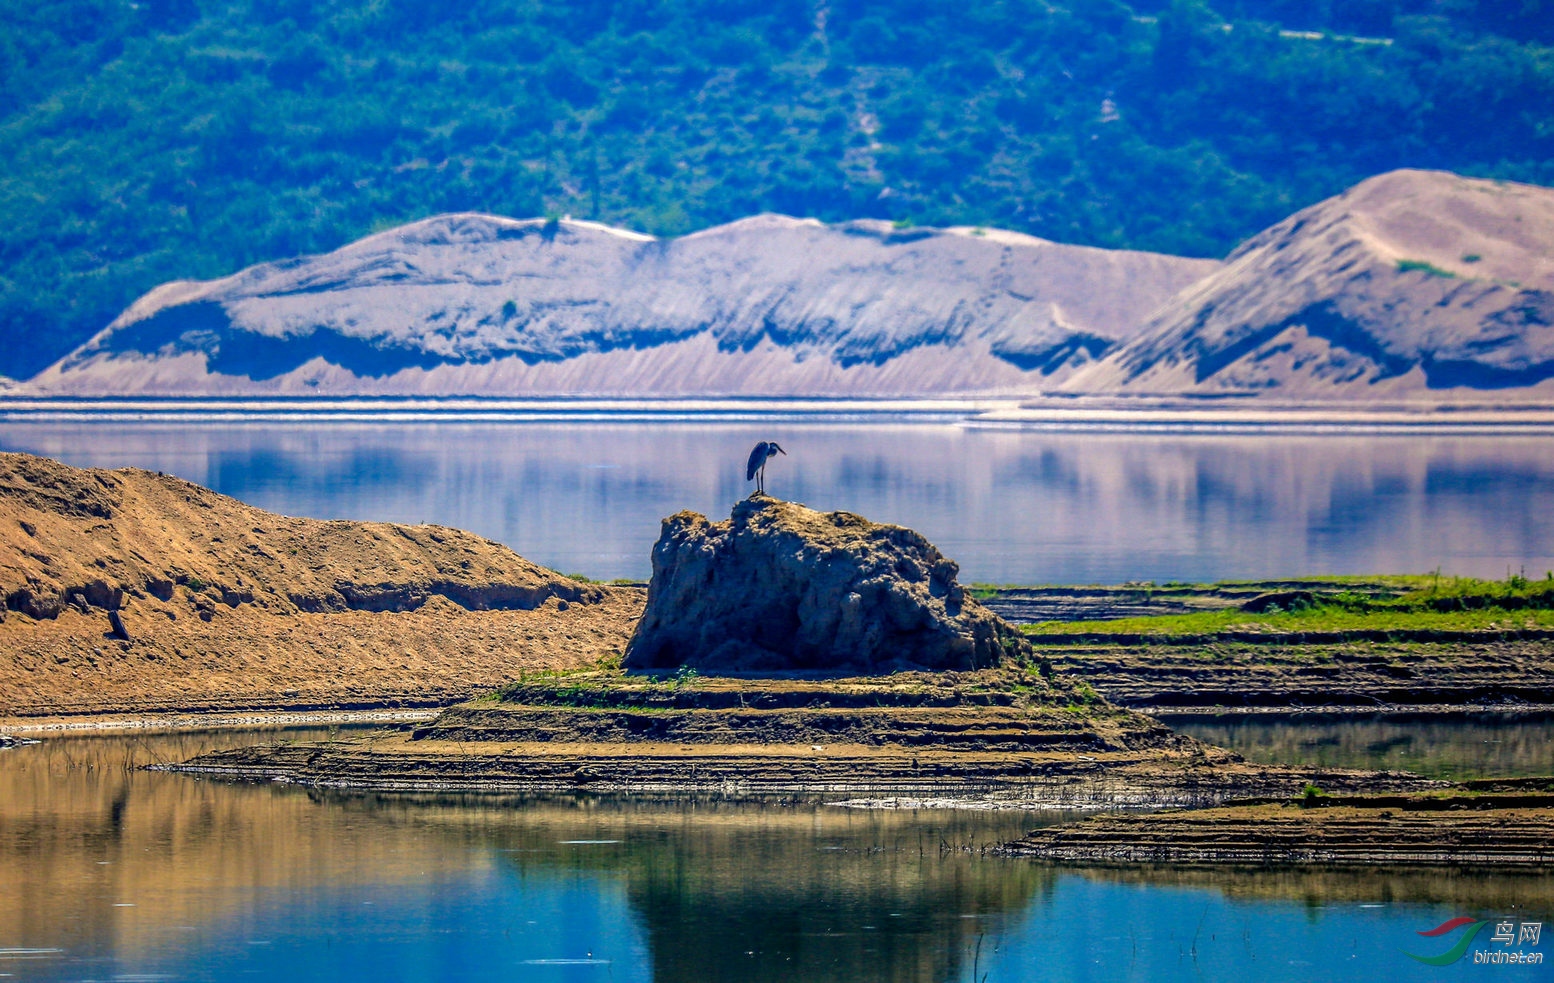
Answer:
[{"left": 624, "top": 495, "right": 1030, "bottom": 672}]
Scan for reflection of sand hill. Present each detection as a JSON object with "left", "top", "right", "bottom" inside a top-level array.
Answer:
[
  {"left": 1066, "top": 170, "right": 1554, "bottom": 399},
  {"left": 1, "top": 732, "right": 1051, "bottom": 983},
  {"left": 0, "top": 452, "right": 642, "bottom": 717},
  {"left": 0, "top": 732, "right": 502, "bottom": 958}
]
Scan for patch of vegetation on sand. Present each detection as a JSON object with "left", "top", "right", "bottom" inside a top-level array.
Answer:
[
  {"left": 489, "top": 665, "right": 1101, "bottom": 716},
  {"left": 1396, "top": 258, "right": 1459, "bottom": 278},
  {"left": 1022, "top": 573, "right": 1554, "bottom": 639}
]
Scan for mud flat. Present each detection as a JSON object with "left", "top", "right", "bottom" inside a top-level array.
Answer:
[
  {"left": 1002, "top": 785, "right": 1554, "bottom": 868},
  {"left": 164, "top": 670, "right": 1445, "bottom": 808}
]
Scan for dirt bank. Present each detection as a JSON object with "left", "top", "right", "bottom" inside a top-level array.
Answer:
[
  {"left": 0, "top": 452, "right": 642, "bottom": 719},
  {"left": 1003, "top": 787, "right": 1554, "bottom": 867},
  {"left": 1034, "top": 638, "right": 1554, "bottom": 711}
]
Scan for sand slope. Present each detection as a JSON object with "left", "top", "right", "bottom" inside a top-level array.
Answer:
[
  {"left": 0, "top": 452, "right": 641, "bottom": 717},
  {"left": 25, "top": 214, "right": 1214, "bottom": 396},
  {"left": 1065, "top": 170, "right": 1554, "bottom": 399}
]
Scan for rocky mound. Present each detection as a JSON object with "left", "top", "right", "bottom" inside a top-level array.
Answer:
[
  {"left": 0, "top": 452, "right": 641, "bottom": 717},
  {"left": 623, "top": 496, "right": 1030, "bottom": 672},
  {"left": 1063, "top": 169, "right": 1554, "bottom": 399},
  {"left": 24, "top": 214, "right": 1214, "bottom": 396}
]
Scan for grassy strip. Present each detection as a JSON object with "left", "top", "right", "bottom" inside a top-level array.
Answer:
[{"left": 1022, "top": 573, "right": 1554, "bottom": 637}]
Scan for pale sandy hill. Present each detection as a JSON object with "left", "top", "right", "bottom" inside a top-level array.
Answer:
[
  {"left": 0, "top": 453, "right": 641, "bottom": 717},
  {"left": 1063, "top": 170, "right": 1554, "bottom": 399},
  {"left": 24, "top": 214, "right": 1215, "bottom": 397}
]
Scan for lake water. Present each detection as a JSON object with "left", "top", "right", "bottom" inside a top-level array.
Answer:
[
  {"left": 1168, "top": 711, "right": 1554, "bottom": 780},
  {"left": 1, "top": 730, "right": 1550, "bottom": 983},
  {"left": 4, "top": 416, "right": 1554, "bottom": 584},
  {"left": 5, "top": 412, "right": 1553, "bottom": 978}
]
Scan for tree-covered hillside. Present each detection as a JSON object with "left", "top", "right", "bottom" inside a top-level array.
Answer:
[{"left": 1, "top": 0, "right": 1551, "bottom": 380}]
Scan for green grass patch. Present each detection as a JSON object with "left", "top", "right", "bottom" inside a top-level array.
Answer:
[
  {"left": 1397, "top": 258, "right": 1457, "bottom": 278},
  {"left": 1024, "top": 572, "right": 1554, "bottom": 636}
]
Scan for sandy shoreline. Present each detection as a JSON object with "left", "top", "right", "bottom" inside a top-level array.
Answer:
[
  {"left": 0, "top": 707, "right": 440, "bottom": 735},
  {"left": 1001, "top": 795, "right": 1554, "bottom": 868},
  {"left": 160, "top": 736, "right": 1444, "bottom": 810}
]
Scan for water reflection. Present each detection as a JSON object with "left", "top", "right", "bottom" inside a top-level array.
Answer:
[
  {"left": 0, "top": 731, "right": 1054, "bottom": 983},
  {"left": 2, "top": 732, "right": 1551, "bottom": 982},
  {"left": 4, "top": 421, "right": 1554, "bottom": 584},
  {"left": 1168, "top": 711, "right": 1554, "bottom": 780}
]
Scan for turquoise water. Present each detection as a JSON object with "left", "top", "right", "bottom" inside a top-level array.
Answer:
[
  {"left": 1, "top": 731, "right": 1549, "bottom": 982},
  {"left": 4, "top": 418, "right": 1554, "bottom": 584}
]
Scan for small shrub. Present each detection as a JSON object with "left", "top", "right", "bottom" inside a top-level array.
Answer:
[
  {"left": 1461, "top": 253, "right": 1481, "bottom": 263},
  {"left": 1397, "top": 258, "right": 1456, "bottom": 278}
]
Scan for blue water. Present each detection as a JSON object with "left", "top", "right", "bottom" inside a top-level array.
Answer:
[
  {"left": 4, "top": 418, "right": 1554, "bottom": 584},
  {"left": 4, "top": 418, "right": 1553, "bottom": 979},
  {"left": 1, "top": 732, "right": 1549, "bottom": 983}
]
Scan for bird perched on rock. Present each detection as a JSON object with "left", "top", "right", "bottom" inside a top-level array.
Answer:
[{"left": 745, "top": 441, "right": 786, "bottom": 496}]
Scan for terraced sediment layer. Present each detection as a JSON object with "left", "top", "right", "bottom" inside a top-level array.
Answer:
[
  {"left": 985, "top": 579, "right": 1554, "bottom": 711},
  {"left": 1032, "top": 639, "right": 1554, "bottom": 711},
  {"left": 1003, "top": 786, "right": 1554, "bottom": 867},
  {"left": 166, "top": 670, "right": 1445, "bottom": 807},
  {"left": 980, "top": 580, "right": 1408, "bottom": 624}
]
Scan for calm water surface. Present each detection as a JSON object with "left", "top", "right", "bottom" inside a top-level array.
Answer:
[
  {"left": 1169, "top": 711, "right": 1554, "bottom": 780},
  {"left": 6, "top": 417, "right": 1553, "bottom": 978},
  {"left": 3, "top": 420, "right": 1554, "bottom": 583},
  {"left": 1, "top": 730, "right": 1550, "bottom": 982}
]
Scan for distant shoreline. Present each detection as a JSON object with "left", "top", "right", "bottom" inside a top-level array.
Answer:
[
  {"left": 6, "top": 395, "right": 1554, "bottom": 432},
  {"left": 0, "top": 395, "right": 1005, "bottom": 425}
]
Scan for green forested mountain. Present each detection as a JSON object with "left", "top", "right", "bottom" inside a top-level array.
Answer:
[{"left": 1, "top": 0, "right": 1551, "bottom": 380}]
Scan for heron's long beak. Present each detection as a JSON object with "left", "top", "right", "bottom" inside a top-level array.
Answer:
[{"left": 773, "top": 444, "right": 786, "bottom": 455}]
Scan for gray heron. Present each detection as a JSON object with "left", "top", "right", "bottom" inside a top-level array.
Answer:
[{"left": 745, "top": 441, "right": 786, "bottom": 496}]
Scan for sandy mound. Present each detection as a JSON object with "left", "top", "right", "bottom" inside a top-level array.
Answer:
[
  {"left": 0, "top": 452, "right": 642, "bottom": 717},
  {"left": 25, "top": 213, "right": 1213, "bottom": 397},
  {"left": 1065, "top": 169, "right": 1554, "bottom": 399}
]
